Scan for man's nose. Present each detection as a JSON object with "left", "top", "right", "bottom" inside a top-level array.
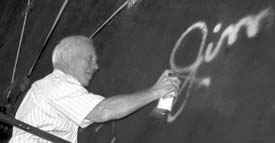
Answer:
[{"left": 91, "top": 63, "right": 99, "bottom": 70}]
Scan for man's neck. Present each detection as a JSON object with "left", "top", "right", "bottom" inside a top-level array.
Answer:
[{"left": 54, "top": 64, "right": 72, "bottom": 77}]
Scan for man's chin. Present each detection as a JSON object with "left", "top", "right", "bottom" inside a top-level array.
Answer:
[
  {"left": 83, "top": 78, "right": 92, "bottom": 87},
  {"left": 82, "top": 81, "right": 90, "bottom": 87}
]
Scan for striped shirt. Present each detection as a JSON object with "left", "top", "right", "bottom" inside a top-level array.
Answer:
[{"left": 9, "top": 69, "right": 105, "bottom": 143}]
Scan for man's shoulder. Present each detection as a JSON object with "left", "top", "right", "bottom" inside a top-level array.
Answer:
[
  {"left": 34, "top": 70, "right": 66, "bottom": 85},
  {"left": 29, "top": 71, "right": 60, "bottom": 93},
  {"left": 31, "top": 70, "right": 85, "bottom": 95}
]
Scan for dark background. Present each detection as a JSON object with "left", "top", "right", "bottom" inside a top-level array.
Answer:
[{"left": 1, "top": 0, "right": 275, "bottom": 143}]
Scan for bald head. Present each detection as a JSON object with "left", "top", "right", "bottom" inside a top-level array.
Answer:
[
  {"left": 52, "top": 35, "right": 94, "bottom": 66},
  {"left": 52, "top": 35, "right": 99, "bottom": 86}
]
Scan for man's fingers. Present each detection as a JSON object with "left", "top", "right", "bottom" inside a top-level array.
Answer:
[
  {"left": 160, "top": 69, "right": 173, "bottom": 79},
  {"left": 153, "top": 69, "right": 181, "bottom": 97},
  {"left": 156, "top": 70, "right": 170, "bottom": 85},
  {"left": 169, "top": 76, "right": 181, "bottom": 90},
  {"left": 162, "top": 77, "right": 181, "bottom": 91},
  {"left": 159, "top": 74, "right": 181, "bottom": 87}
]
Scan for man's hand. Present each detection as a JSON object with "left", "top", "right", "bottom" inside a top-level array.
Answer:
[{"left": 151, "top": 70, "right": 181, "bottom": 98}]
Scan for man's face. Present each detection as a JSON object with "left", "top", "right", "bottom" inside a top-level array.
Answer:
[{"left": 70, "top": 43, "right": 99, "bottom": 86}]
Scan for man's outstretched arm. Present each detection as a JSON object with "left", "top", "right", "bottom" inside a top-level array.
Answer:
[{"left": 85, "top": 69, "right": 180, "bottom": 122}]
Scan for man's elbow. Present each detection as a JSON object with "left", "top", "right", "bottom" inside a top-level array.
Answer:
[
  {"left": 98, "top": 108, "right": 125, "bottom": 122},
  {"left": 98, "top": 109, "right": 113, "bottom": 122},
  {"left": 88, "top": 108, "right": 113, "bottom": 123}
]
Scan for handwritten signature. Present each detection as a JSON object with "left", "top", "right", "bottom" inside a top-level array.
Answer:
[{"left": 167, "top": 7, "right": 274, "bottom": 123}]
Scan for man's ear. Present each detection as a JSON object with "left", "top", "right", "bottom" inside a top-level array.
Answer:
[{"left": 61, "top": 50, "right": 72, "bottom": 64}]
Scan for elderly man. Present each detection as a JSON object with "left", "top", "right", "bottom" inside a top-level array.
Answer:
[{"left": 9, "top": 35, "right": 180, "bottom": 143}]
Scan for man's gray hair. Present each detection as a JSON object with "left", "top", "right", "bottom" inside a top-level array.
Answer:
[{"left": 52, "top": 35, "right": 93, "bottom": 67}]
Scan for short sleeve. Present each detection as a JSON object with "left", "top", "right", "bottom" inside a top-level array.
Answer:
[{"left": 48, "top": 81, "right": 105, "bottom": 128}]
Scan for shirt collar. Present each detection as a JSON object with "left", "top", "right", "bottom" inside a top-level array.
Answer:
[{"left": 53, "top": 69, "right": 82, "bottom": 86}]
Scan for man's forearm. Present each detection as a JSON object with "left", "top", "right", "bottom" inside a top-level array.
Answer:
[{"left": 86, "top": 88, "right": 159, "bottom": 122}]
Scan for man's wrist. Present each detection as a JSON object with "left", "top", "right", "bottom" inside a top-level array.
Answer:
[{"left": 148, "top": 87, "right": 161, "bottom": 100}]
